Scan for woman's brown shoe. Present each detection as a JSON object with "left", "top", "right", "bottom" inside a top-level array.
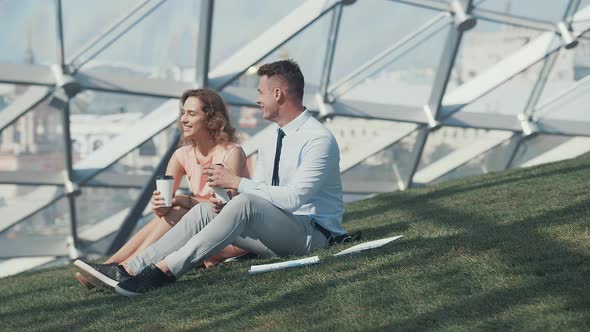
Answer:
[{"left": 75, "top": 272, "right": 95, "bottom": 289}]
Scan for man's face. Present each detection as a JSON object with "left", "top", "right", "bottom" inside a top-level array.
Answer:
[{"left": 257, "top": 75, "right": 280, "bottom": 122}]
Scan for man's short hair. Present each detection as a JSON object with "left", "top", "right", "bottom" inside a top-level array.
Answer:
[{"left": 257, "top": 59, "right": 305, "bottom": 102}]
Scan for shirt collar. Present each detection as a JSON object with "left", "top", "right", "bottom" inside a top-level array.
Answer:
[{"left": 279, "top": 107, "right": 310, "bottom": 136}]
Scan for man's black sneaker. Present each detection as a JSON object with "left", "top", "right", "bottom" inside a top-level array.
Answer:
[
  {"left": 115, "top": 264, "right": 176, "bottom": 297},
  {"left": 74, "top": 260, "right": 132, "bottom": 290}
]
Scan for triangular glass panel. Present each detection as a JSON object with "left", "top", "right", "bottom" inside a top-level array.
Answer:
[
  {"left": 0, "top": 196, "right": 70, "bottom": 258},
  {"left": 431, "top": 131, "right": 519, "bottom": 184},
  {"left": 449, "top": 59, "right": 545, "bottom": 116},
  {"left": 476, "top": 0, "right": 571, "bottom": 22},
  {"left": 73, "top": 127, "right": 177, "bottom": 236},
  {"left": 338, "top": 21, "right": 450, "bottom": 108},
  {"left": 510, "top": 134, "right": 578, "bottom": 167},
  {"left": 534, "top": 38, "right": 590, "bottom": 121},
  {"left": 210, "top": 0, "right": 303, "bottom": 69},
  {"left": 0, "top": 97, "right": 66, "bottom": 173},
  {"left": 98, "top": 123, "right": 177, "bottom": 178},
  {"left": 74, "top": 186, "right": 142, "bottom": 235},
  {"left": 449, "top": 21, "right": 544, "bottom": 94},
  {"left": 226, "top": 104, "right": 269, "bottom": 176},
  {"left": 83, "top": 211, "right": 155, "bottom": 256},
  {"left": 415, "top": 126, "right": 513, "bottom": 180},
  {"left": 70, "top": 90, "right": 171, "bottom": 164},
  {"left": 0, "top": 0, "right": 57, "bottom": 64},
  {"left": 330, "top": 0, "right": 444, "bottom": 87},
  {"left": 62, "top": 0, "right": 144, "bottom": 64},
  {"left": 324, "top": 116, "right": 418, "bottom": 195},
  {"left": 0, "top": 84, "right": 41, "bottom": 112},
  {"left": 224, "top": 10, "right": 332, "bottom": 95},
  {"left": 79, "top": 0, "right": 204, "bottom": 82}
]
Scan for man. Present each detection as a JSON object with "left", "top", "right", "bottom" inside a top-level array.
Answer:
[{"left": 75, "top": 59, "right": 345, "bottom": 296}]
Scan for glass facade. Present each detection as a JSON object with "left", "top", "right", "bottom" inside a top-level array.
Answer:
[{"left": 1, "top": 0, "right": 589, "bottom": 276}]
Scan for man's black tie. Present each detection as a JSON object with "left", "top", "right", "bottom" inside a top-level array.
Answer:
[{"left": 271, "top": 128, "right": 285, "bottom": 186}]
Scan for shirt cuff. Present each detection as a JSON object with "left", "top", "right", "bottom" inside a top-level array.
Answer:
[{"left": 238, "top": 177, "right": 256, "bottom": 193}]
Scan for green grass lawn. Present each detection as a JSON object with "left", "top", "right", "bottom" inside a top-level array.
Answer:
[{"left": 2, "top": 154, "right": 590, "bottom": 331}]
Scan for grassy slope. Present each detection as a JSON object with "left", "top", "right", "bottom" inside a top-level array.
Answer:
[{"left": 1, "top": 154, "right": 590, "bottom": 331}]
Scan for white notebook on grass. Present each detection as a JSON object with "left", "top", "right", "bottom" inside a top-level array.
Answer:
[{"left": 334, "top": 235, "right": 403, "bottom": 256}]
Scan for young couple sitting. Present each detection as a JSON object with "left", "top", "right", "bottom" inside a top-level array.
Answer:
[{"left": 75, "top": 60, "right": 347, "bottom": 296}]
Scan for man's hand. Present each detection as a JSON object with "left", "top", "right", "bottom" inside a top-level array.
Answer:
[
  {"left": 172, "top": 194, "right": 193, "bottom": 210},
  {"left": 209, "top": 194, "right": 225, "bottom": 214},
  {"left": 202, "top": 164, "right": 241, "bottom": 190},
  {"left": 151, "top": 190, "right": 171, "bottom": 217}
]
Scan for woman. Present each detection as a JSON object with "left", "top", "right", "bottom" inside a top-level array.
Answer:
[{"left": 75, "top": 89, "right": 249, "bottom": 288}]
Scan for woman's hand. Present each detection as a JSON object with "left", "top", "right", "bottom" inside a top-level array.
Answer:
[
  {"left": 172, "top": 194, "right": 194, "bottom": 210},
  {"left": 209, "top": 194, "right": 225, "bottom": 214},
  {"left": 151, "top": 190, "right": 171, "bottom": 217}
]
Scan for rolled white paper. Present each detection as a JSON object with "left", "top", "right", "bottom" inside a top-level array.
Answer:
[{"left": 248, "top": 256, "right": 320, "bottom": 275}]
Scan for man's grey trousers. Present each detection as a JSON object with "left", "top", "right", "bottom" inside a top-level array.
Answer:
[{"left": 127, "top": 193, "right": 328, "bottom": 277}]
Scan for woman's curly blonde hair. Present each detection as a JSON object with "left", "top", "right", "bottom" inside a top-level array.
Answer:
[{"left": 177, "top": 88, "right": 238, "bottom": 147}]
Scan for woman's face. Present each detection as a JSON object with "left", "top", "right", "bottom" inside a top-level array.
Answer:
[{"left": 180, "top": 96, "right": 208, "bottom": 139}]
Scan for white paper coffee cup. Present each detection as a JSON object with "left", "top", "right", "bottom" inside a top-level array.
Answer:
[
  {"left": 156, "top": 175, "right": 174, "bottom": 207},
  {"left": 212, "top": 186, "right": 230, "bottom": 204},
  {"left": 210, "top": 163, "right": 230, "bottom": 204}
]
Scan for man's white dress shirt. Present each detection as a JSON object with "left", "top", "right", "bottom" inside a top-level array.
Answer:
[{"left": 238, "top": 110, "right": 345, "bottom": 236}]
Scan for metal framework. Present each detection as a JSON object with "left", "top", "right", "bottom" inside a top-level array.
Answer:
[{"left": 1, "top": 0, "right": 590, "bottom": 276}]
